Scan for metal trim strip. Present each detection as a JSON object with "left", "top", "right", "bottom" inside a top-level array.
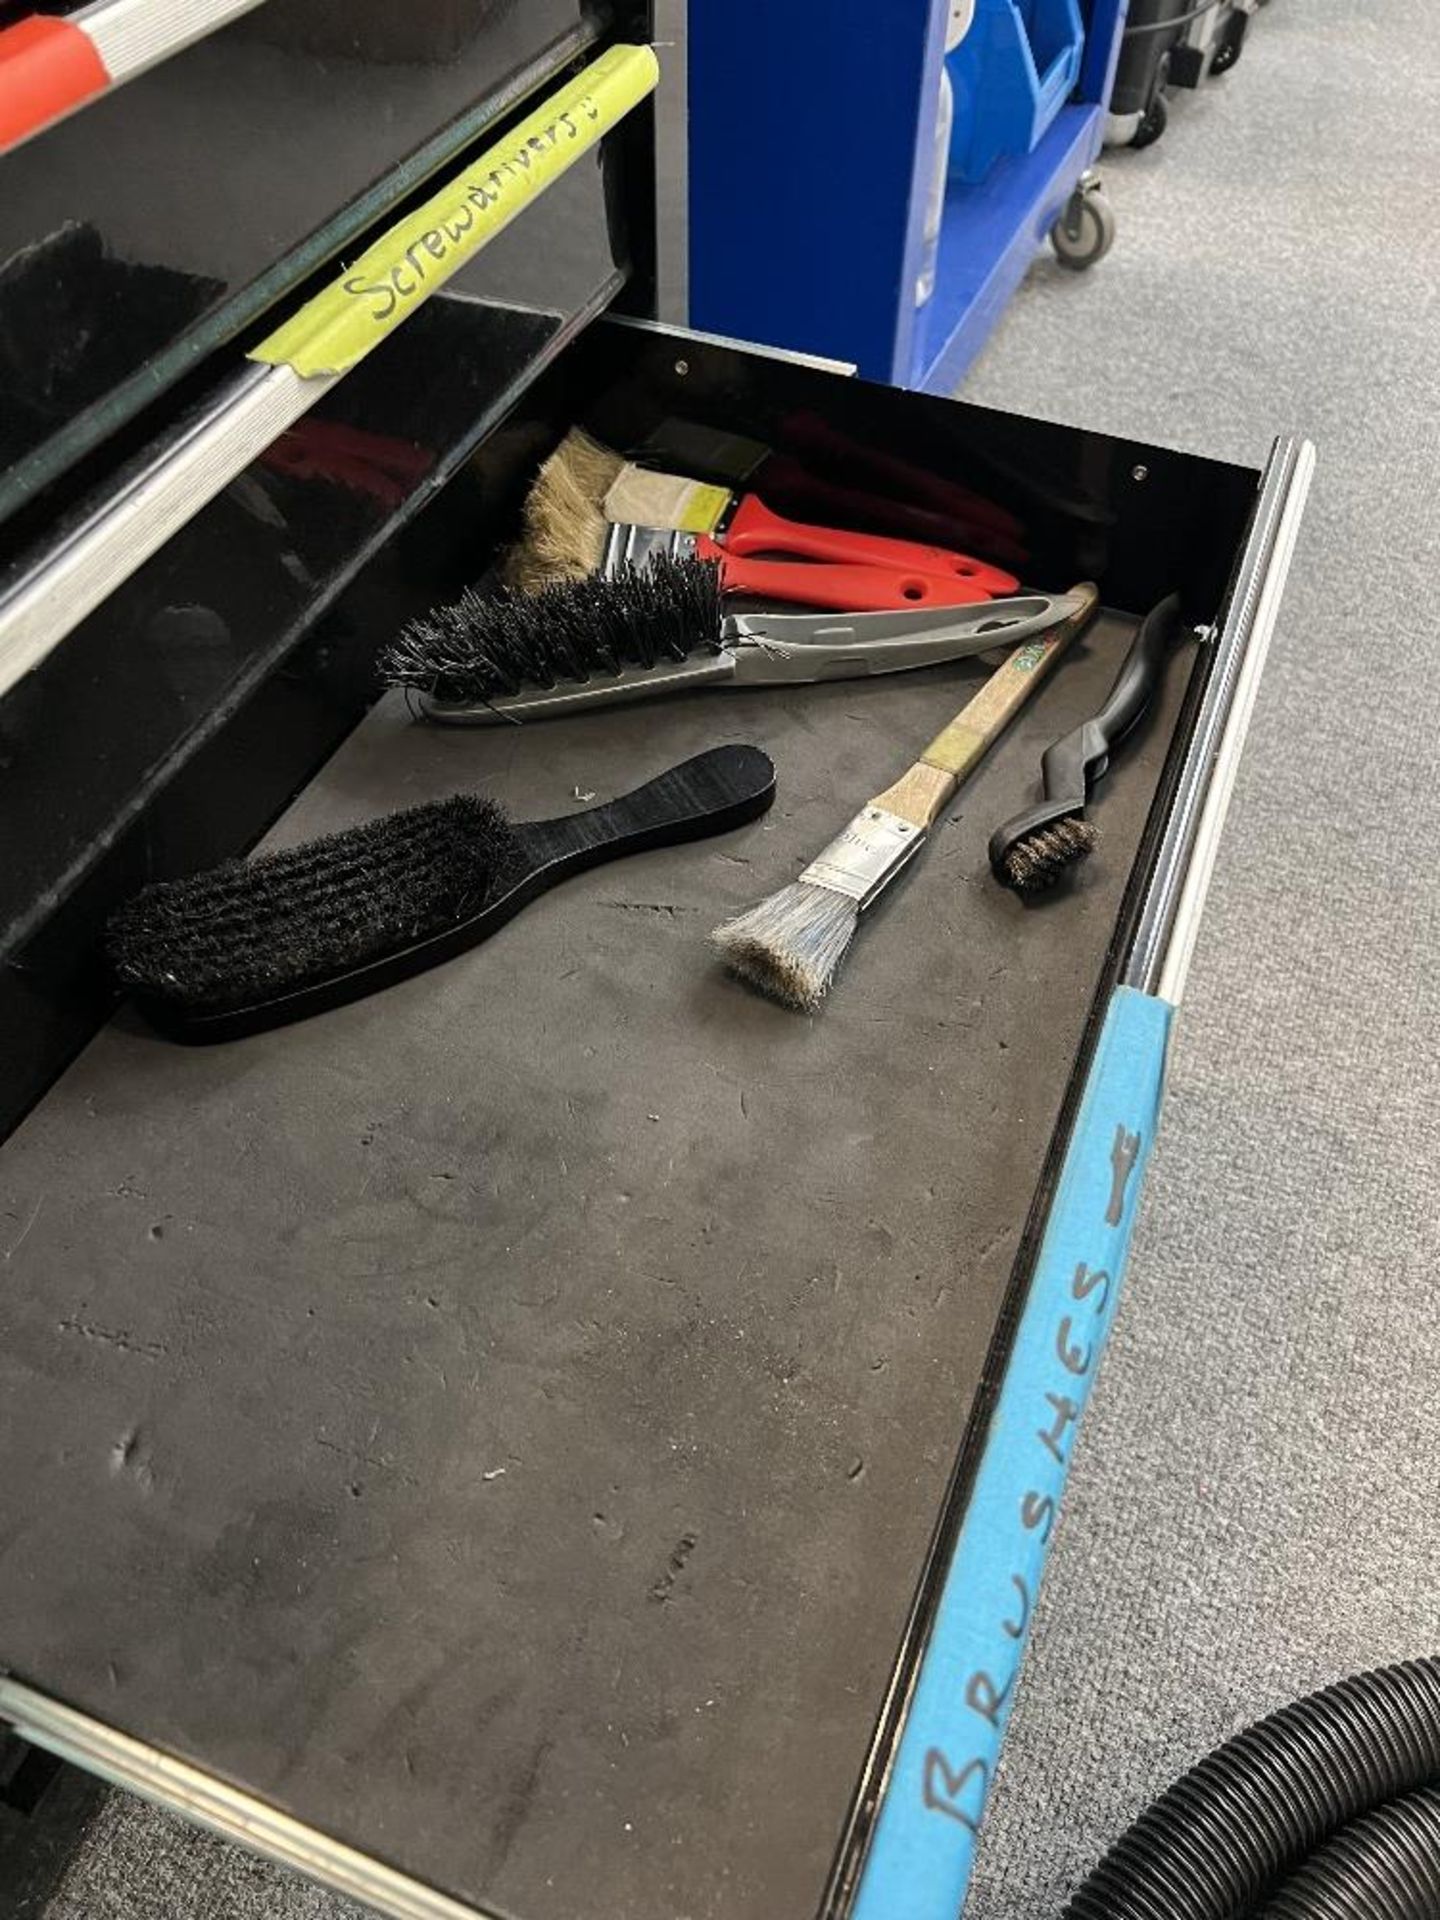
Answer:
[
  {"left": 0, "top": 0, "right": 268, "bottom": 155},
  {"left": 1123, "top": 434, "right": 1316, "bottom": 1000},
  {"left": 0, "top": 1679, "right": 503, "bottom": 1920},
  {"left": 79, "top": 0, "right": 268, "bottom": 86},
  {"left": 0, "top": 48, "right": 655, "bottom": 706},
  {"left": 0, "top": 364, "right": 321, "bottom": 705},
  {"left": 605, "top": 312, "right": 859, "bottom": 377}
]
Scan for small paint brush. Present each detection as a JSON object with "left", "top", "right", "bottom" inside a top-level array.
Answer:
[
  {"left": 502, "top": 430, "right": 1021, "bottom": 602},
  {"left": 502, "top": 427, "right": 625, "bottom": 592},
  {"left": 711, "top": 584, "right": 1100, "bottom": 1011}
]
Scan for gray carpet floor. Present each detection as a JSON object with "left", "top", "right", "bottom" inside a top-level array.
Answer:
[
  {"left": 24, "top": 3, "right": 1440, "bottom": 1913},
  {"left": 962, "top": 0, "right": 1440, "bottom": 1912}
]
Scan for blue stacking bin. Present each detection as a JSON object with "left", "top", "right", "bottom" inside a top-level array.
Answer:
[{"left": 948, "top": 0, "right": 1085, "bottom": 185}]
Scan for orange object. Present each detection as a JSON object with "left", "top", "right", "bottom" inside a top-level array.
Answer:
[{"left": 0, "top": 16, "right": 110, "bottom": 153}]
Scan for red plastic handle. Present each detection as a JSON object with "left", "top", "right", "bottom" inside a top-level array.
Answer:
[
  {"left": 695, "top": 538, "right": 991, "bottom": 612},
  {"left": 755, "top": 455, "right": 1030, "bottom": 571},
  {"left": 0, "top": 16, "right": 109, "bottom": 153},
  {"left": 722, "top": 494, "right": 1020, "bottom": 595},
  {"left": 782, "top": 410, "right": 1026, "bottom": 543}
]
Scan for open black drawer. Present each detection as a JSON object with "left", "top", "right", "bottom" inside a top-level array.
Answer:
[{"left": 0, "top": 311, "right": 1310, "bottom": 1920}]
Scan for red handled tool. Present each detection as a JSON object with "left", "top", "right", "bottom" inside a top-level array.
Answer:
[
  {"left": 729, "top": 457, "right": 1030, "bottom": 572},
  {"left": 691, "top": 536, "right": 991, "bottom": 610},
  {"left": 718, "top": 495, "right": 1020, "bottom": 595},
  {"left": 605, "top": 525, "right": 1001, "bottom": 612}
]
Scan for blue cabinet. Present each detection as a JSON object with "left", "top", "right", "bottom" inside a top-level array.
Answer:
[{"left": 688, "top": 0, "right": 1127, "bottom": 391}]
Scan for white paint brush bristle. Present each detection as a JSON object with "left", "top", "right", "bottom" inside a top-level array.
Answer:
[
  {"left": 505, "top": 428, "right": 625, "bottom": 593},
  {"left": 710, "top": 588, "right": 1100, "bottom": 1015},
  {"left": 710, "top": 880, "right": 860, "bottom": 1013}
]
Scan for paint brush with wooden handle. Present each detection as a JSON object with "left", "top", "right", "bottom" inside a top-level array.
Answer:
[{"left": 710, "top": 584, "right": 1099, "bottom": 1011}]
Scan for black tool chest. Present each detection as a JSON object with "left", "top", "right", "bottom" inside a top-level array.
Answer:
[
  {"left": 0, "top": 10, "right": 1308, "bottom": 1919},
  {"left": 0, "top": 0, "right": 609, "bottom": 512}
]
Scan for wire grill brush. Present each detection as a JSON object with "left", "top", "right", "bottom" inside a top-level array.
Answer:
[
  {"left": 381, "top": 555, "right": 1088, "bottom": 725},
  {"left": 109, "top": 745, "right": 776, "bottom": 1042},
  {"left": 988, "top": 592, "right": 1182, "bottom": 894}
]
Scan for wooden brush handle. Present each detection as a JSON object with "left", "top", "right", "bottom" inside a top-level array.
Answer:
[{"left": 871, "top": 583, "right": 1100, "bottom": 829}]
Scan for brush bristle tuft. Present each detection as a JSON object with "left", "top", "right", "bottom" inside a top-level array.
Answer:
[
  {"left": 710, "top": 881, "right": 859, "bottom": 1013},
  {"left": 381, "top": 556, "right": 725, "bottom": 706},
  {"left": 108, "top": 795, "right": 524, "bottom": 1015},
  {"left": 504, "top": 429, "right": 625, "bottom": 592},
  {"left": 999, "top": 816, "right": 1097, "bottom": 893}
]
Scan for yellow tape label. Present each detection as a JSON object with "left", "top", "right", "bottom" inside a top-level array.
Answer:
[
  {"left": 251, "top": 43, "right": 658, "bottom": 380},
  {"left": 674, "top": 483, "right": 734, "bottom": 534}
]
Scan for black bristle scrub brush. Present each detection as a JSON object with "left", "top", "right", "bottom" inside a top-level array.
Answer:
[
  {"left": 381, "top": 554, "right": 726, "bottom": 711},
  {"left": 988, "top": 591, "right": 1182, "bottom": 893},
  {"left": 108, "top": 746, "right": 776, "bottom": 1042},
  {"left": 381, "top": 553, "right": 1085, "bottom": 724}
]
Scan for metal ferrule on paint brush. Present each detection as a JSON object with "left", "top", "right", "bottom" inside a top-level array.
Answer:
[{"left": 796, "top": 806, "right": 929, "bottom": 911}]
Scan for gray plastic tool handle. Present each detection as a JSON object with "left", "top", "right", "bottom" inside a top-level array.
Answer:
[{"left": 727, "top": 591, "right": 1086, "bottom": 682}]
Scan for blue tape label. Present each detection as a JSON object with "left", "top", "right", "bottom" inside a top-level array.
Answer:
[{"left": 852, "top": 984, "right": 1174, "bottom": 1920}]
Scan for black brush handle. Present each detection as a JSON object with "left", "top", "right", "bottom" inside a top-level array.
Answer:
[
  {"left": 515, "top": 745, "right": 776, "bottom": 869},
  {"left": 157, "top": 746, "right": 776, "bottom": 1043},
  {"left": 988, "top": 593, "right": 1181, "bottom": 878},
  {"left": 1037, "top": 592, "right": 1182, "bottom": 803}
]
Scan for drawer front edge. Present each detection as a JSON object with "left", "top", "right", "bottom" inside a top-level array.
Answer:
[
  {"left": 0, "top": 1679, "right": 495, "bottom": 1920},
  {"left": 830, "top": 434, "right": 1315, "bottom": 1920},
  {"left": 1131, "top": 435, "right": 1317, "bottom": 1003}
]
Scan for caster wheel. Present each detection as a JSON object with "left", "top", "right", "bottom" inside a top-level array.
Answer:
[
  {"left": 1051, "top": 185, "right": 1116, "bottom": 271},
  {"left": 1130, "top": 93, "right": 1168, "bottom": 149}
]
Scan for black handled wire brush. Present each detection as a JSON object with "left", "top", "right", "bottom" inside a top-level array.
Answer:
[
  {"left": 108, "top": 745, "right": 776, "bottom": 1042},
  {"left": 988, "top": 592, "right": 1182, "bottom": 893}
]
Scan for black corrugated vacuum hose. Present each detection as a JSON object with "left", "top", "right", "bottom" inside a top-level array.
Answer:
[
  {"left": 1064, "top": 1659, "right": 1440, "bottom": 1920},
  {"left": 1262, "top": 1788, "right": 1440, "bottom": 1919}
]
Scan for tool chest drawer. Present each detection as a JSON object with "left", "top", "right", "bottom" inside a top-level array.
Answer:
[
  {"left": 0, "top": 36, "right": 658, "bottom": 1129},
  {"left": 0, "top": 307, "right": 1310, "bottom": 1920},
  {"left": 0, "top": 0, "right": 611, "bottom": 526}
]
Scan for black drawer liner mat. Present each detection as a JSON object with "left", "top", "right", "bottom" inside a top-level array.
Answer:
[{"left": 0, "top": 617, "right": 1190, "bottom": 1919}]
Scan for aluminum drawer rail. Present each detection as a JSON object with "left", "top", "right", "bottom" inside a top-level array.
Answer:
[
  {"left": 0, "top": 1680, "right": 504, "bottom": 1920},
  {"left": 0, "top": 41, "right": 660, "bottom": 706},
  {"left": 1127, "top": 433, "right": 1316, "bottom": 1002},
  {"left": 0, "top": 364, "right": 327, "bottom": 704},
  {"left": 0, "top": 0, "right": 271, "bottom": 154}
]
